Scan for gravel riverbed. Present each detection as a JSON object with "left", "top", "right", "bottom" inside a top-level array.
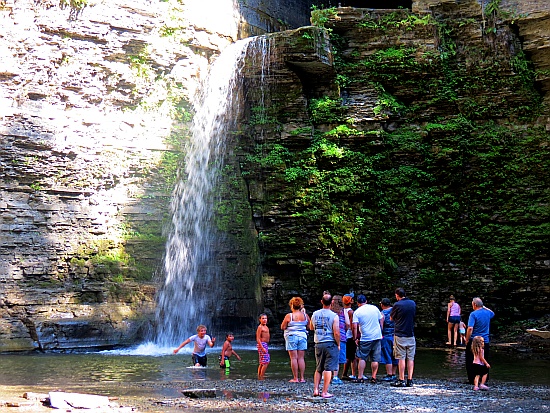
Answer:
[{"left": 4, "top": 377, "right": 545, "bottom": 413}]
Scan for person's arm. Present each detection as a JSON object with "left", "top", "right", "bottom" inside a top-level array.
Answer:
[
  {"left": 465, "top": 326, "right": 474, "bottom": 343},
  {"left": 256, "top": 326, "right": 266, "bottom": 353},
  {"left": 352, "top": 322, "right": 358, "bottom": 341},
  {"left": 379, "top": 312, "right": 384, "bottom": 333},
  {"left": 280, "top": 313, "right": 290, "bottom": 330},
  {"left": 446, "top": 302, "right": 451, "bottom": 322},
  {"left": 332, "top": 314, "right": 340, "bottom": 349},
  {"left": 232, "top": 349, "right": 241, "bottom": 360},
  {"left": 173, "top": 338, "right": 191, "bottom": 354},
  {"left": 308, "top": 316, "right": 315, "bottom": 331},
  {"left": 208, "top": 336, "right": 216, "bottom": 347}
]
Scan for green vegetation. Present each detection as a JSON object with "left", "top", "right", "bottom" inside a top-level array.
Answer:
[{"left": 240, "top": 7, "right": 548, "bottom": 296}]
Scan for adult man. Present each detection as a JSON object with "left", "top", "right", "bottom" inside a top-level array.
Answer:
[
  {"left": 310, "top": 292, "right": 340, "bottom": 398},
  {"left": 352, "top": 294, "right": 383, "bottom": 383},
  {"left": 465, "top": 297, "right": 495, "bottom": 384},
  {"left": 390, "top": 287, "right": 416, "bottom": 388}
]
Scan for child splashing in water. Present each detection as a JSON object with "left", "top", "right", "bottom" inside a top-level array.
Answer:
[{"left": 471, "top": 336, "right": 490, "bottom": 391}]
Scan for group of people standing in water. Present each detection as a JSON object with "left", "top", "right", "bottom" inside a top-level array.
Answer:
[{"left": 172, "top": 291, "right": 495, "bottom": 395}]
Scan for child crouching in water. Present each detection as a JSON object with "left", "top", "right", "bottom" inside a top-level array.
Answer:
[
  {"left": 219, "top": 332, "right": 241, "bottom": 368},
  {"left": 471, "top": 336, "right": 490, "bottom": 391}
]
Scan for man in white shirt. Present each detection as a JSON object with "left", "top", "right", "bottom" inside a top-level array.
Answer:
[{"left": 352, "top": 294, "right": 383, "bottom": 383}]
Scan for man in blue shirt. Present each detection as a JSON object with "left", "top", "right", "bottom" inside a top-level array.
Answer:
[
  {"left": 390, "top": 287, "right": 416, "bottom": 388},
  {"left": 465, "top": 297, "right": 495, "bottom": 384}
]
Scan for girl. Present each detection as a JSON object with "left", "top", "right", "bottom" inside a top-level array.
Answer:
[
  {"left": 471, "top": 336, "right": 490, "bottom": 391},
  {"left": 446, "top": 295, "right": 461, "bottom": 346}
]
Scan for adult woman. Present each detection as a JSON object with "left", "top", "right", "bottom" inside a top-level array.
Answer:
[
  {"left": 446, "top": 295, "right": 461, "bottom": 346},
  {"left": 281, "top": 296, "right": 309, "bottom": 382}
]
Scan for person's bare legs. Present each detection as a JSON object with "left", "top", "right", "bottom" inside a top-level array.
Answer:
[
  {"left": 447, "top": 322, "right": 452, "bottom": 344},
  {"left": 397, "top": 359, "right": 406, "bottom": 380},
  {"left": 321, "top": 370, "right": 333, "bottom": 397},
  {"left": 288, "top": 350, "right": 299, "bottom": 382},
  {"left": 406, "top": 359, "right": 414, "bottom": 380},
  {"left": 297, "top": 350, "right": 306, "bottom": 382},
  {"left": 370, "top": 361, "right": 379, "bottom": 379},
  {"left": 357, "top": 359, "right": 366, "bottom": 379},
  {"left": 313, "top": 370, "right": 321, "bottom": 396},
  {"left": 453, "top": 324, "right": 459, "bottom": 346}
]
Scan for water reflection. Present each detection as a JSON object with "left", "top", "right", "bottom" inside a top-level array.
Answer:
[{"left": 0, "top": 347, "right": 548, "bottom": 398}]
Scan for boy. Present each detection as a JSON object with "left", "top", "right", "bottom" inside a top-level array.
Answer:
[
  {"left": 219, "top": 332, "right": 241, "bottom": 368},
  {"left": 173, "top": 325, "right": 216, "bottom": 367},
  {"left": 256, "top": 313, "right": 270, "bottom": 380}
]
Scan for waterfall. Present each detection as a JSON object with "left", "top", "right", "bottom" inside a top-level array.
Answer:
[{"left": 153, "top": 36, "right": 271, "bottom": 348}]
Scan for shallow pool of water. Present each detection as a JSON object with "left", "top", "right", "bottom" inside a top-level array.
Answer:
[{"left": 0, "top": 344, "right": 548, "bottom": 400}]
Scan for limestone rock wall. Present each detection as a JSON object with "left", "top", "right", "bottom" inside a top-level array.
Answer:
[{"left": 0, "top": 0, "right": 315, "bottom": 351}]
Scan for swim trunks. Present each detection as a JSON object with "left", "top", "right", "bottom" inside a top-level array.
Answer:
[{"left": 257, "top": 342, "right": 270, "bottom": 365}]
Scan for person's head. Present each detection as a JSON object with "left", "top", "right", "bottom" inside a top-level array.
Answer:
[
  {"left": 289, "top": 296, "right": 304, "bottom": 311},
  {"left": 449, "top": 295, "right": 455, "bottom": 302},
  {"left": 259, "top": 313, "right": 268, "bottom": 325},
  {"left": 472, "top": 335, "right": 484, "bottom": 355},
  {"left": 225, "top": 332, "right": 234, "bottom": 341},
  {"left": 395, "top": 287, "right": 406, "bottom": 300},
  {"left": 356, "top": 294, "right": 367, "bottom": 306},
  {"left": 343, "top": 294, "right": 353, "bottom": 307},
  {"left": 380, "top": 297, "right": 391, "bottom": 308},
  {"left": 196, "top": 325, "right": 207, "bottom": 337},
  {"left": 321, "top": 292, "right": 332, "bottom": 307},
  {"left": 472, "top": 297, "right": 483, "bottom": 309},
  {"left": 331, "top": 295, "right": 343, "bottom": 313}
]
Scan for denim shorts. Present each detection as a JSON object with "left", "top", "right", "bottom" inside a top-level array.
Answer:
[
  {"left": 448, "top": 316, "right": 461, "bottom": 324},
  {"left": 338, "top": 340, "right": 347, "bottom": 364},
  {"left": 285, "top": 334, "right": 308, "bottom": 351}
]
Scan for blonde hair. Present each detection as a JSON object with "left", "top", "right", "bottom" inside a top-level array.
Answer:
[
  {"left": 289, "top": 296, "right": 304, "bottom": 311},
  {"left": 196, "top": 325, "right": 207, "bottom": 332},
  {"left": 471, "top": 336, "right": 484, "bottom": 357}
]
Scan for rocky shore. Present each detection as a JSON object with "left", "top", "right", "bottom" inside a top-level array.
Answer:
[{"left": 2, "top": 377, "right": 548, "bottom": 412}]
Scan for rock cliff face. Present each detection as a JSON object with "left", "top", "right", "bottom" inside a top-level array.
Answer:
[
  {"left": 239, "top": 1, "right": 550, "bottom": 333},
  {"left": 0, "top": 0, "right": 548, "bottom": 350}
]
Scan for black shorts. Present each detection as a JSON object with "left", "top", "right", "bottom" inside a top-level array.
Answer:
[
  {"left": 346, "top": 337, "right": 357, "bottom": 360},
  {"left": 472, "top": 363, "right": 489, "bottom": 377},
  {"left": 192, "top": 354, "right": 207, "bottom": 367}
]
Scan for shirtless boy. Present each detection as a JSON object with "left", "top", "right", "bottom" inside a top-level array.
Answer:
[
  {"left": 256, "top": 314, "right": 270, "bottom": 380},
  {"left": 219, "top": 332, "right": 241, "bottom": 368}
]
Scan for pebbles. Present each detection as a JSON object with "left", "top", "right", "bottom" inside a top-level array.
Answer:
[{"left": 141, "top": 378, "right": 550, "bottom": 413}]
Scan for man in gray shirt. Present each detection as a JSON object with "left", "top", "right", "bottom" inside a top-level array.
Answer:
[{"left": 310, "top": 292, "right": 340, "bottom": 399}]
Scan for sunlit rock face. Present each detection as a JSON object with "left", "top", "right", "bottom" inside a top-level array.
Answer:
[{"left": 0, "top": 0, "right": 316, "bottom": 351}]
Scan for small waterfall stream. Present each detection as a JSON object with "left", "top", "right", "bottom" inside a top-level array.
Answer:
[{"left": 153, "top": 36, "right": 271, "bottom": 347}]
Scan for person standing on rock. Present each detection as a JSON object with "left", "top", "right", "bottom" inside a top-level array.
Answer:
[
  {"left": 352, "top": 294, "right": 383, "bottom": 383},
  {"left": 465, "top": 297, "right": 494, "bottom": 385},
  {"left": 390, "top": 287, "right": 417, "bottom": 388},
  {"left": 446, "top": 295, "right": 461, "bottom": 346},
  {"left": 310, "top": 291, "right": 340, "bottom": 399},
  {"left": 281, "top": 296, "right": 309, "bottom": 383}
]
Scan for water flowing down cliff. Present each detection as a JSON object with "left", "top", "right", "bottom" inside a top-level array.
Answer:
[{"left": 153, "top": 36, "right": 271, "bottom": 346}]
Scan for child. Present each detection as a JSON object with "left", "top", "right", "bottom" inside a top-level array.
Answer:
[
  {"left": 471, "top": 336, "right": 490, "bottom": 391},
  {"left": 219, "top": 332, "right": 241, "bottom": 369},
  {"left": 173, "top": 325, "right": 216, "bottom": 367},
  {"left": 459, "top": 320, "right": 467, "bottom": 345},
  {"left": 256, "top": 313, "right": 270, "bottom": 380}
]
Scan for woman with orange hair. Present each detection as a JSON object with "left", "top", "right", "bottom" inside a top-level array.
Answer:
[{"left": 281, "top": 296, "right": 310, "bottom": 382}]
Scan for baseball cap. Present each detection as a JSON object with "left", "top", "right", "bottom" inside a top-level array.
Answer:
[
  {"left": 357, "top": 294, "right": 366, "bottom": 304},
  {"left": 343, "top": 295, "right": 353, "bottom": 305}
]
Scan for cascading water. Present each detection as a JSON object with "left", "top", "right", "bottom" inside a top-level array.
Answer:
[{"left": 152, "top": 36, "right": 272, "bottom": 348}]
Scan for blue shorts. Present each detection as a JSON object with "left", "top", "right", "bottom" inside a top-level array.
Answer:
[
  {"left": 285, "top": 334, "right": 307, "bottom": 351},
  {"left": 448, "top": 316, "right": 461, "bottom": 324},
  {"left": 356, "top": 340, "right": 381, "bottom": 363},
  {"left": 338, "top": 340, "right": 347, "bottom": 364},
  {"left": 380, "top": 336, "right": 397, "bottom": 365}
]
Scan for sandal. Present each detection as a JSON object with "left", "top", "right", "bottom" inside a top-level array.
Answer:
[{"left": 352, "top": 377, "right": 366, "bottom": 383}]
